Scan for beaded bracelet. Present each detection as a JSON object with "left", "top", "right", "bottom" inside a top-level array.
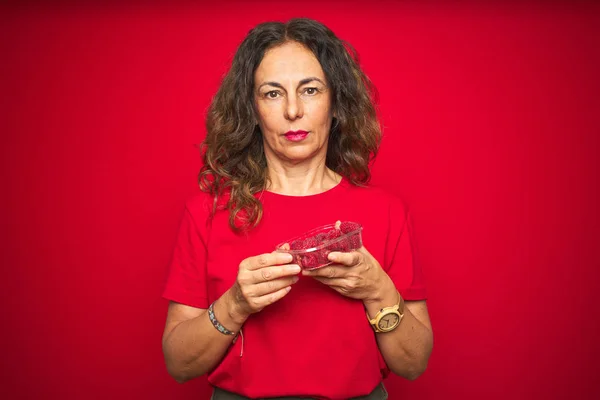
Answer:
[{"left": 208, "top": 302, "right": 236, "bottom": 336}]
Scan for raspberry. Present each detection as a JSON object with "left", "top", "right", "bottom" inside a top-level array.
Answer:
[
  {"left": 303, "top": 237, "right": 318, "bottom": 249},
  {"left": 290, "top": 240, "right": 303, "bottom": 250},
  {"left": 315, "top": 233, "right": 327, "bottom": 243},
  {"left": 326, "top": 229, "right": 341, "bottom": 240},
  {"left": 340, "top": 221, "right": 356, "bottom": 234},
  {"left": 349, "top": 234, "right": 362, "bottom": 250},
  {"left": 327, "top": 242, "right": 341, "bottom": 252},
  {"left": 338, "top": 241, "right": 350, "bottom": 252},
  {"left": 301, "top": 253, "right": 319, "bottom": 269}
]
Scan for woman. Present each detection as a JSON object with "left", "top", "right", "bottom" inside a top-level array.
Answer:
[{"left": 162, "top": 18, "right": 433, "bottom": 400}]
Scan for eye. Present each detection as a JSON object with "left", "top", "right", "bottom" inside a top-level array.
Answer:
[
  {"left": 303, "top": 87, "right": 318, "bottom": 95},
  {"left": 265, "top": 90, "right": 281, "bottom": 99}
]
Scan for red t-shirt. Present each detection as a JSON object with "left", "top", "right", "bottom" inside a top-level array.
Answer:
[{"left": 163, "top": 177, "right": 427, "bottom": 399}]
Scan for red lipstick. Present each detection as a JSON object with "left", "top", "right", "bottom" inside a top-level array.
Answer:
[{"left": 284, "top": 130, "right": 309, "bottom": 142}]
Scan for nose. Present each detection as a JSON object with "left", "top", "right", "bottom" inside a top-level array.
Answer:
[{"left": 284, "top": 94, "right": 304, "bottom": 121}]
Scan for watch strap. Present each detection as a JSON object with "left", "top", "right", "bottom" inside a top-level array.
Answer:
[{"left": 367, "top": 291, "right": 404, "bottom": 333}]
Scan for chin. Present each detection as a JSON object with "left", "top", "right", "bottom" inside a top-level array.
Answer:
[{"left": 285, "top": 146, "right": 323, "bottom": 160}]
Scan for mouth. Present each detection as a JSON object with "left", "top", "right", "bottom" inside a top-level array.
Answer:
[{"left": 284, "top": 130, "right": 309, "bottom": 142}]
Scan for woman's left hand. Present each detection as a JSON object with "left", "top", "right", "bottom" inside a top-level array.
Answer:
[{"left": 302, "top": 246, "right": 392, "bottom": 303}]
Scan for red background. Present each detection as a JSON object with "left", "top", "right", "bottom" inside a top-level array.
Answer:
[{"left": 2, "top": 2, "right": 599, "bottom": 399}]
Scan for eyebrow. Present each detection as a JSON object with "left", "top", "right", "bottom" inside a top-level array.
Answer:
[{"left": 257, "top": 77, "right": 326, "bottom": 91}]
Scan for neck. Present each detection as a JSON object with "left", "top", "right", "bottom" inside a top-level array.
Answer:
[{"left": 265, "top": 154, "right": 341, "bottom": 196}]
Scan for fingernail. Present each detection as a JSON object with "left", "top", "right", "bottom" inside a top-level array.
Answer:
[
  {"left": 289, "top": 264, "right": 301, "bottom": 273},
  {"left": 292, "top": 276, "right": 299, "bottom": 283}
]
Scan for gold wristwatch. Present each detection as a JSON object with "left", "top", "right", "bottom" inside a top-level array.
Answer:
[{"left": 366, "top": 291, "right": 404, "bottom": 333}]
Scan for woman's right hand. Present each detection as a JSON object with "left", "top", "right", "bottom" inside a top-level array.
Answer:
[{"left": 230, "top": 251, "right": 300, "bottom": 321}]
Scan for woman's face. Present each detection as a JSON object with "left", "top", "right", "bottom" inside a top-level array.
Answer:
[{"left": 254, "top": 41, "right": 333, "bottom": 166}]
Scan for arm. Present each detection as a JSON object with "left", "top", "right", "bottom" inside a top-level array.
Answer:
[
  {"left": 162, "top": 251, "right": 300, "bottom": 383},
  {"left": 364, "top": 280, "right": 433, "bottom": 380},
  {"left": 304, "top": 248, "right": 433, "bottom": 380},
  {"left": 162, "top": 289, "right": 244, "bottom": 383}
]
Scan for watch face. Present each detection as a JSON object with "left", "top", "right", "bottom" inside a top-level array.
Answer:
[{"left": 378, "top": 313, "right": 400, "bottom": 332}]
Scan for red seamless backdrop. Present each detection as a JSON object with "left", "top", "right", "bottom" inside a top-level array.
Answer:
[{"left": 2, "top": 2, "right": 599, "bottom": 399}]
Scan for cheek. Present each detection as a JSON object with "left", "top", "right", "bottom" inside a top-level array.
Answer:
[
  {"left": 306, "top": 100, "right": 333, "bottom": 126},
  {"left": 257, "top": 108, "right": 279, "bottom": 131},
  {"left": 316, "top": 111, "right": 333, "bottom": 132}
]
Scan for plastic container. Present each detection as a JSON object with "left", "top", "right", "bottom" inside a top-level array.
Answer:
[{"left": 275, "top": 221, "right": 363, "bottom": 270}]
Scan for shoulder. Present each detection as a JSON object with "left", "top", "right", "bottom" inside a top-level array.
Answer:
[
  {"left": 180, "top": 189, "right": 228, "bottom": 235},
  {"left": 344, "top": 180, "right": 408, "bottom": 215},
  {"left": 179, "top": 189, "right": 234, "bottom": 240},
  {"left": 183, "top": 189, "right": 215, "bottom": 216}
]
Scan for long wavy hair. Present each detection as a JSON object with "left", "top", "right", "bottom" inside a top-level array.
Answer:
[{"left": 199, "top": 18, "right": 382, "bottom": 232}]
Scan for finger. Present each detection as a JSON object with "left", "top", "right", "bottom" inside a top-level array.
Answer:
[
  {"left": 253, "top": 264, "right": 301, "bottom": 283},
  {"left": 311, "top": 277, "right": 352, "bottom": 296},
  {"left": 252, "top": 286, "right": 293, "bottom": 309},
  {"left": 275, "top": 243, "right": 290, "bottom": 251},
  {"left": 302, "top": 264, "right": 346, "bottom": 279},
  {"left": 327, "top": 250, "right": 362, "bottom": 267},
  {"left": 249, "top": 276, "right": 299, "bottom": 297},
  {"left": 356, "top": 246, "right": 372, "bottom": 257},
  {"left": 243, "top": 252, "right": 294, "bottom": 271}
]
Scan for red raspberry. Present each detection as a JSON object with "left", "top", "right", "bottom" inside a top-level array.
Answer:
[
  {"left": 290, "top": 240, "right": 303, "bottom": 250},
  {"left": 326, "top": 242, "right": 341, "bottom": 252},
  {"left": 349, "top": 234, "right": 362, "bottom": 250},
  {"left": 338, "top": 241, "right": 350, "bottom": 252},
  {"left": 301, "top": 253, "right": 319, "bottom": 269},
  {"left": 340, "top": 221, "right": 356, "bottom": 234},
  {"left": 315, "top": 233, "right": 327, "bottom": 243},
  {"left": 303, "top": 237, "right": 318, "bottom": 249},
  {"left": 326, "top": 229, "right": 341, "bottom": 240}
]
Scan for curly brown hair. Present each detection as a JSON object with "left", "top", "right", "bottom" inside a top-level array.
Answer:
[{"left": 199, "top": 18, "right": 382, "bottom": 232}]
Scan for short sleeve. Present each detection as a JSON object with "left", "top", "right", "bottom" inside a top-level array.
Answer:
[
  {"left": 385, "top": 200, "right": 427, "bottom": 301},
  {"left": 162, "top": 205, "right": 209, "bottom": 309}
]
